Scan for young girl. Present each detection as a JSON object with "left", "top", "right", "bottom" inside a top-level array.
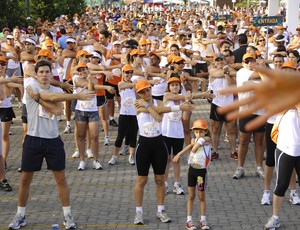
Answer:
[{"left": 173, "top": 119, "right": 211, "bottom": 230}]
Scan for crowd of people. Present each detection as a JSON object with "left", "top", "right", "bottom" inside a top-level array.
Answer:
[{"left": 0, "top": 3, "right": 300, "bottom": 230}]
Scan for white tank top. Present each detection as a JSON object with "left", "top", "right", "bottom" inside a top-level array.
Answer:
[
  {"left": 161, "top": 100, "right": 184, "bottom": 138},
  {"left": 119, "top": 87, "right": 136, "bottom": 116},
  {"left": 151, "top": 77, "right": 167, "bottom": 97},
  {"left": 74, "top": 85, "right": 97, "bottom": 112},
  {"left": 210, "top": 78, "right": 234, "bottom": 107},
  {"left": 188, "top": 139, "right": 211, "bottom": 169},
  {"left": 137, "top": 99, "right": 162, "bottom": 138}
]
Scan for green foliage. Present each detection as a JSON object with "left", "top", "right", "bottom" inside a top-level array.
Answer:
[
  {"left": 235, "top": 0, "right": 260, "bottom": 7},
  {"left": 0, "top": 0, "right": 86, "bottom": 30}
]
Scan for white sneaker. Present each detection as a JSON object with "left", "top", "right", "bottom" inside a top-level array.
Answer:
[
  {"left": 78, "top": 161, "right": 86, "bottom": 171},
  {"left": 63, "top": 125, "right": 72, "bottom": 134},
  {"left": 290, "top": 191, "right": 300, "bottom": 205},
  {"left": 173, "top": 182, "right": 185, "bottom": 195},
  {"left": 93, "top": 160, "right": 103, "bottom": 170},
  {"left": 72, "top": 150, "right": 79, "bottom": 158},
  {"left": 104, "top": 136, "right": 110, "bottom": 146},
  {"left": 128, "top": 155, "right": 135, "bottom": 165},
  {"left": 108, "top": 155, "right": 117, "bottom": 165},
  {"left": 119, "top": 145, "right": 129, "bottom": 156},
  {"left": 261, "top": 192, "right": 271, "bottom": 205},
  {"left": 264, "top": 216, "right": 280, "bottom": 230},
  {"left": 86, "top": 149, "right": 93, "bottom": 159},
  {"left": 256, "top": 167, "right": 265, "bottom": 179}
]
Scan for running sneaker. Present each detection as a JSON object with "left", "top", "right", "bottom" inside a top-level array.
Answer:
[
  {"left": 108, "top": 155, "right": 117, "bottom": 165},
  {"left": 128, "top": 155, "right": 135, "bottom": 165},
  {"left": 0, "top": 179, "right": 13, "bottom": 192},
  {"left": 230, "top": 152, "right": 238, "bottom": 160},
  {"left": 109, "top": 119, "right": 118, "bottom": 127},
  {"left": 119, "top": 145, "right": 129, "bottom": 156},
  {"left": 93, "top": 160, "right": 102, "bottom": 170},
  {"left": 63, "top": 125, "right": 72, "bottom": 134},
  {"left": 186, "top": 221, "right": 197, "bottom": 230},
  {"left": 233, "top": 168, "right": 245, "bottom": 179},
  {"left": 173, "top": 183, "right": 185, "bottom": 195},
  {"left": 133, "top": 211, "right": 144, "bottom": 225},
  {"left": 8, "top": 214, "right": 26, "bottom": 229},
  {"left": 261, "top": 192, "right": 271, "bottom": 205},
  {"left": 86, "top": 149, "right": 93, "bottom": 159},
  {"left": 77, "top": 161, "right": 86, "bottom": 171},
  {"left": 211, "top": 152, "right": 219, "bottom": 160},
  {"left": 63, "top": 213, "right": 76, "bottom": 229},
  {"left": 264, "top": 216, "right": 280, "bottom": 230},
  {"left": 200, "top": 220, "right": 210, "bottom": 230},
  {"left": 256, "top": 168, "right": 265, "bottom": 179},
  {"left": 156, "top": 210, "right": 171, "bottom": 223},
  {"left": 104, "top": 136, "right": 110, "bottom": 146},
  {"left": 289, "top": 191, "right": 300, "bottom": 205},
  {"left": 72, "top": 150, "right": 79, "bottom": 158}
]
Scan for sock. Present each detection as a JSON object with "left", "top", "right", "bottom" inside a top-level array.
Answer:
[
  {"left": 157, "top": 205, "right": 164, "bottom": 213},
  {"left": 62, "top": 206, "right": 71, "bottom": 216},
  {"left": 66, "top": 121, "right": 71, "bottom": 126},
  {"left": 272, "top": 215, "right": 279, "bottom": 220},
  {"left": 290, "top": 189, "right": 296, "bottom": 195},
  {"left": 187, "top": 216, "right": 192, "bottom": 222},
  {"left": 109, "top": 116, "right": 114, "bottom": 121},
  {"left": 17, "top": 207, "right": 26, "bottom": 217},
  {"left": 237, "top": 166, "right": 244, "bottom": 170},
  {"left": 257, "top": 166, "right": 263, "bottom": 170},
  {"left": 264, "top": 190, "right": 270, "bottom": 194},
  {"left": 136, "top": 207, "right": 143, "bottom": 213},
  {"left": 201, "top": 215, "right": 206, "bottom": 221}
]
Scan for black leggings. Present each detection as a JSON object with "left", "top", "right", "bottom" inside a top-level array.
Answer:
[
  {"left": 274, "top": 148, "right": 300, "bottom": 197},
  {"left": 162, "top": 136, "right": 184, "bottom": 156},
  {"left": 114, "top": 115, "right": 138, "bottom": 148},
  {"left": 265, "top": 122, "right": 277, "bottom": 167}
]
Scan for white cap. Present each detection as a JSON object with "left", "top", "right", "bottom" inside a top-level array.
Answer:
[
  {"left": 169, "top": 32, "right": 175, "bottom": 36},
  {"left": 6, "top": 35, "right": 14, "bottom": 39},
  {"left": 24, "top": 38, "right": 36, "bottom": 45},
  {"left": 209, "top": 25, "right": 215, "bottom": 29},
  {"left": 91, "top": 52, "right": 102, "bottom": 59},
  {"left": 113, "top": 40, "right": 121, "bottom": 46},
  {"left": 66, "top": 37, "right": 76, "bottom": 43}
]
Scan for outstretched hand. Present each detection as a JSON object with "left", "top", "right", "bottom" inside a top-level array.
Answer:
[{"left": 77, "top": 86, "right": 95, "bottom": 101}]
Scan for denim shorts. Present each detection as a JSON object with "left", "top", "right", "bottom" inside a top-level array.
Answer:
[{"left": 74, "top": 110, "right": 99, "bottom": 123}]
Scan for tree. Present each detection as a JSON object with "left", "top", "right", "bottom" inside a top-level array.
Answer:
[{"left": 0, "top": 0, "right": 27, "bottom": 29}]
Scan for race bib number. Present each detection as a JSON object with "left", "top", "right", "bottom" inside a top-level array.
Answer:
[
  {"left": 80, "top": 101, "right": 94, "bottom": 109},
  {"left": 168, "top": 111, "right": 181, "bottom": 122},
  {"left": 143, "top": 121, "right": 160, "bottom": 137}
]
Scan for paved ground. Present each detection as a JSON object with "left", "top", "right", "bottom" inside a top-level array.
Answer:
[{"left": 1, "top": 99, "right": 300, "bottom": 229}]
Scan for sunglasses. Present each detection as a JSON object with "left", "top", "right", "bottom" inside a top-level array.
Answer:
[
  {"left": 259, "top": 40, "right": 265, "bottom": 42},
  {"left": 125, "top": 70, "right": 133, "bottom": 74},
  {"left": 0, "top": 62, "right": 6, "bottom": 66},
  {"left": 296, "top": 29, "right": 300, "bottom": 31},
  {"left": 175, "top": 61, "right": 185, "bottom": 65},
  {"left": 244, "top": 59, "right": 255, "bottom": 64}
]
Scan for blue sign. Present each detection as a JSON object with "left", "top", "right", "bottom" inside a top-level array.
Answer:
[{"left": 253, "top": 16, "right": 283, "bottom": 26}]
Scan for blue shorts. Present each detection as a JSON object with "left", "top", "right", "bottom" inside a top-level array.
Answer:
[
  {"left": 74, "top": 110, "right": 99, "bottom": 123},
  {"left": 22, "top": 135, "right": 66, "bottom": 172}
]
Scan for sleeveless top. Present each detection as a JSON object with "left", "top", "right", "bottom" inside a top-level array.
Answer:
[
  {"left": 119, "top": 87, "right": 136, "bottom": 116},
  {"left": 74, "top": 79, "right": 97, "bottom": 112},
  {"left": 210, "top": 78, "right": 234, "bottom": 107},
  {"left": 188, "top": 139, "right": 211, "bottom": 169}
]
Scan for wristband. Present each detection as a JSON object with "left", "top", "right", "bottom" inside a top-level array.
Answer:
[
  {"left": 171, "top": 105, "right": 180, "bottom": 112},
  {"left": 197, "top": 138, "right": 205, "bottom": 145},
  {"left": 145, "top": 102, "right": 150, "bottom": 108},
  {"left": 35, "top": 95, "right": 40, "bottom": 103}
]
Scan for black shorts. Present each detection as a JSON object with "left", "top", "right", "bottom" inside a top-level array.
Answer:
[
  {"left": 97, "top": 96, "right": 107, "bottom": 107},
  {"left": 239, "top": 114, "right": 265, "bottom": 133},
  {"left": 265, "top": 122, "right": 276, "bottom": 167},
  {"left": 135, "top": 135, "right": 168, "bottom": 176},
  {"left": 104, "top": 82, "right": 119, "bottom": 99},
  {"left": 152, "top": 95, "right": 164, "bottom": 101},
  {"left": 209, "top": 103, "right": 227, "bottom": 122},
  {"left": 188, "top": 166, "right": 207, "bottom": 191},
  {"left": 0, "top": 107, "right": 16, "bottom": 122},
  {"left": 162, "top": 136, "right": 184, "bottom": 156},
  {"left": 21, "top": 135, "right": 66, "bottom": 172},
  {"left": 22, "top": 104, "right": 27, "bottom": 124}
]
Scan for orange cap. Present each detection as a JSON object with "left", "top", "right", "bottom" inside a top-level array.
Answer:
[
  {"left": 197, "top": 29, "right": 204, "bottom": 33},
  {"left": 162, "top": 38, "right": 169, "bottom": 43},
  {"left": 76, "top": 50, "right": 92, "bottom": 58},
  {"left": 38, "top": 49, "right": 55, "bottom": 59},
  {"left": 146, "top": 39, "right": 152, "bottom": 45},
  {"left": 139, "top": 39, "right": 147, "bottom": 46},
  {"left": 130, "top": 49, "right": 145, "bottom": 56},
  {"left": 0, "top": 56, "right": 7, "bottom": 63},
  {"left": 122, "top": 26, "right": 130, "bottom": 31},
  {"left": 256, "top": 50, "right": 261, "bottom": 56},
  {"left": 149, "top": 52, "right": 161, "bottom": 61},
  {"left": 243, "top": 52, "right": 256, "bottom": 61},
  {"left": 192, "top": 119, "right": 208, "bottom": 130},
  {"left": 135, "top": 79, "right": 151, "bottom": 93},
  {"left": 282, "top": 61, "right": 297, "bottom": 69},
  {"left": 167, "top": 54, "right": 176, "bottom": 63},
  {"left": 167, "top": 77, "right": 181, "bottom": 84},
  {"left": 122, "top": 64, "right": 134, "bottom": 72},
  {"left": 67, "top": 28, "right": 73, "bottom": 33},
  {"left": 44, "top": 39, "right": 53, "bottom": 47},
  {"left": 76, "top": 62, "right": 87, "bottom": 71},
  {"left": 172, "top": 56, "right": 184, "bottom": 63}
]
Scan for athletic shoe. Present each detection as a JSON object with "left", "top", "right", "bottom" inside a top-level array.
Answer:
[
  {"left": 289, "top": 191, "right": 300, "bottom": 205},
  {"left": 93, "top": 160, "right": 102, "bottom": 170},
  {"left": 77, "top": 161, "right": 86, "bottom": 171},
  {"left": 256, "top": 168, "right": 265, "bottom": 179},
  {"left": 108, "top": 155, "right": 117, "bottom": 165},
  {"left": 173, "top": 183, "right": 185, "bottom": 195},
  {"left": 63, "top": 125, "right": 72, "bottom": 134},
  {"left": 63, "top": 213, "right": 76, "bottom": 229},
  {"left": 230, "top": 152, "right": 238, "bottom": 160},
  {"left": 233, "top": 168, "right": 245, "bottom": 179},
  {"left": 8, "top": 214, "right": 26, "bottom": 229},
  {"left": 119, "top": 145, "right": 129, "bottom": 156},
  {"left": 17, "top": 167, "right": 22, "bottom": 173},
  {"left": 0, "top": 179, "right": 13, "bottom": 192},
  {"left": 261, "top": 192, "right": 271, "bottom": 205},
  {"left": 86, "top": 149, "right": 93, "bottom": 159},
  {"left": 186, "top": 221, "right": 197, "bottom": 230},
  {"left": 104, "top": 136, "right": 110, "bottom": 146},
  {"left": 200, "top": 220, "right": 210, "bottom": 230},
  {"left": 156, "top": 210, "right": 171, "bottom": 223},
  {"left": 109, "top": 119, "right": 118, "bottom": 127},
  {"left": 128, "top": 155, "right": 135, "bottom": 165},
  {"left": 264, "top": 216, "right": 280, "bottom": 230},
  {"left": 72, "top": 150, "right": 79, "bottom": 158},
  {"left": 211, "top": 152, "right": 219, "bottom": 160},
  {"left": 133, "top": 211, "right": 144, "bottom": 225}
]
